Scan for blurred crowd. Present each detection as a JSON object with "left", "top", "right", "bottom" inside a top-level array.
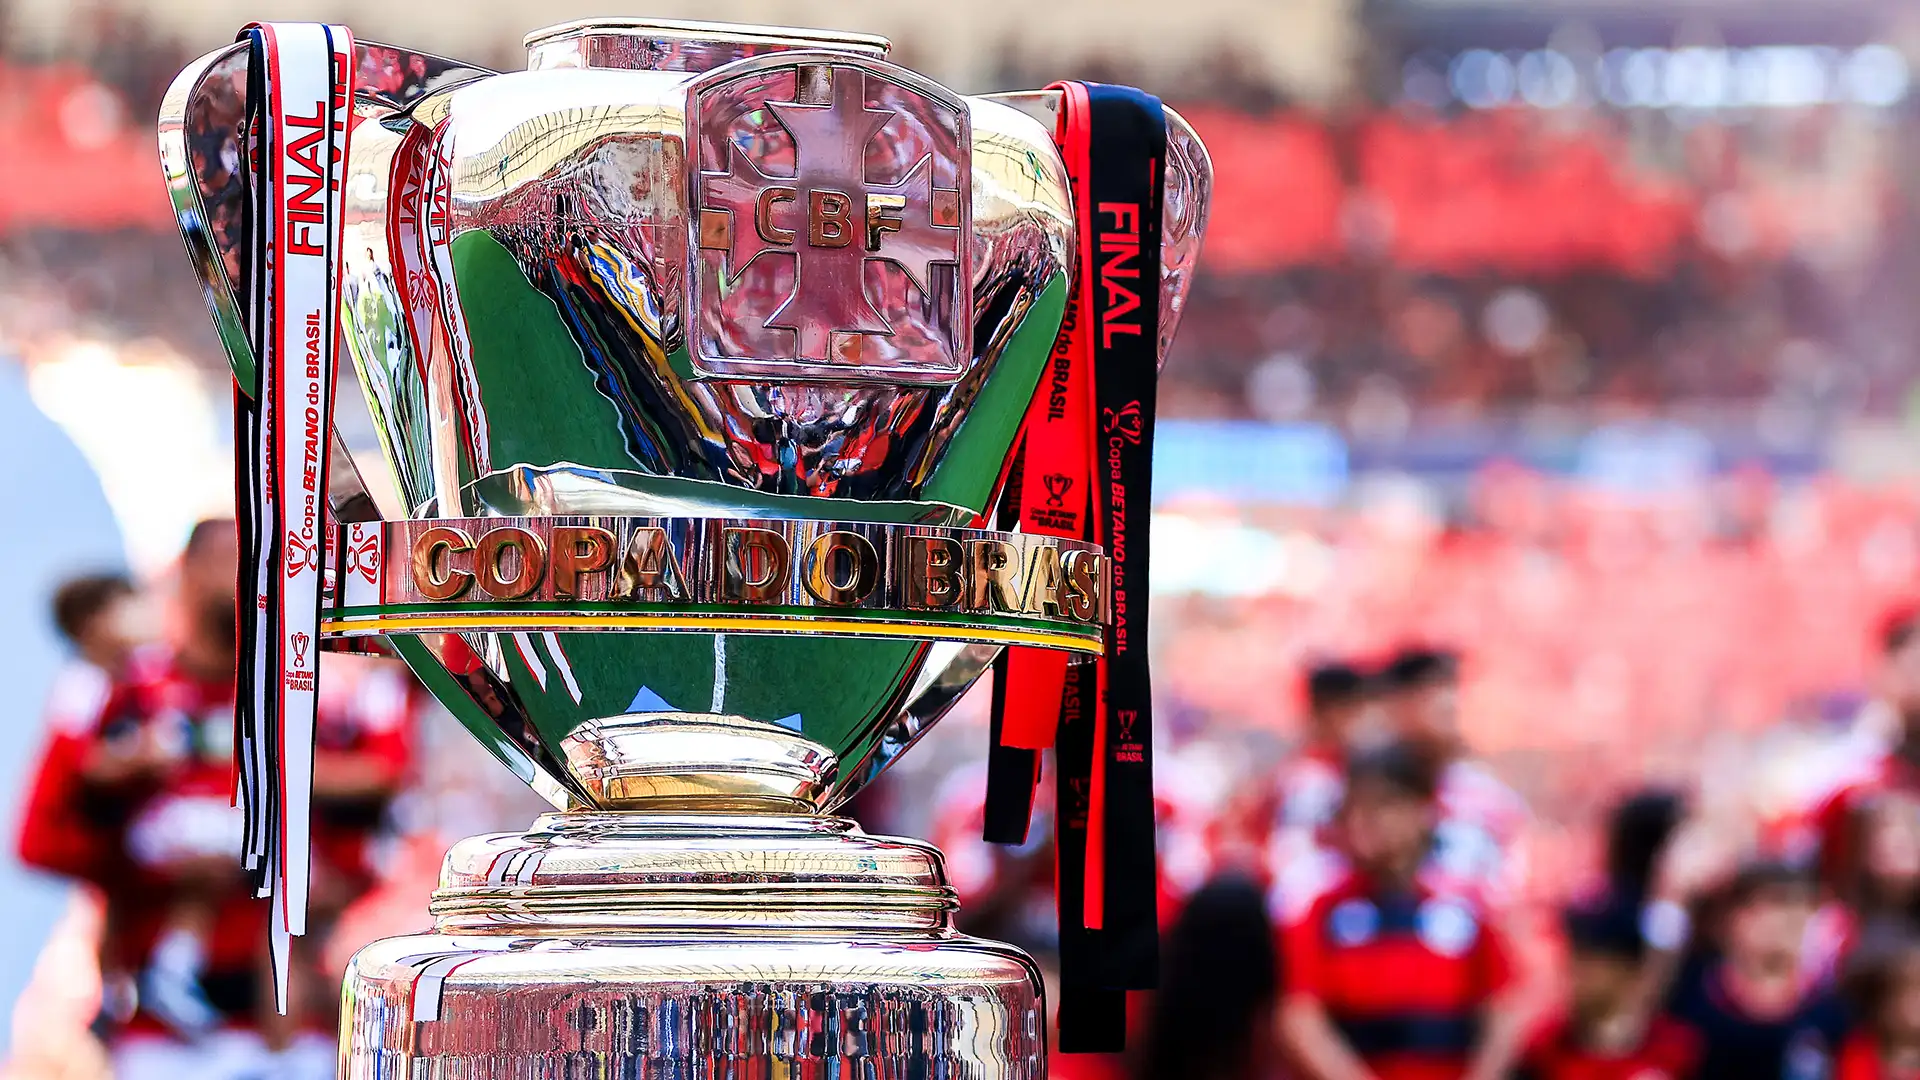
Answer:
[
  {"left": 7, "top": 15, "right": 1920, "bottom": 456},
  {"left": 1159, "top": 93, "right": 1920, "bottom": 444},
  {"left": 1150, "top": 468, "right": 1920, "bottom": 864},
  {"left": 910, "top": 607, "right": 1920, "bottom": 1080}
]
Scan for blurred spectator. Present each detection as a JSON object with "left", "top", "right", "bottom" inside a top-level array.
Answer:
[
  {"left": 10, "top": 521, "right": 350, "bottom": 1079},
  {"left": 1135, "top": 874, "right": 1278, "bottom": 1080},
  {"left": 1838, "top": 927, "right": 1920, "bottom": 1080},
  {"left": 1266, "top": 662, "right": 1373, "bottom": 895},
  {"left": 1664, "top": 863, "right": 1849, "bottom": 1080},
  {"left": 1516, "top": 894, "right": 1701, "bottom": 1080},
  {"left": 1809, "top": 607, "right": 1920, "bottom": 901},
  {"left": 1380, "top": 648, "right": 1532, "bottom": 907},
  {"left": 17, "top": 572, "right": 146, "bottom": 884},
  {"left": 1277, "top": 742, "right": 1541, "bottom": 1080},
  {"left": 49, "top": 573, "right": 143, "bottom": 681},
  {"left": 1603, "top": 788, "right": 1688, "bottom": 907}
]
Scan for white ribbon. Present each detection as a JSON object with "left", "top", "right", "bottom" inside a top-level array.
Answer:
[{"left": 235, "top": 19, "right": 355, "bottom": 1011}]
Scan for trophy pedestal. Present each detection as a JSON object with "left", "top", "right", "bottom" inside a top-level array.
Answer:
[{"left": 340, "top": 812, "right": 1046, "bottom": 1076}]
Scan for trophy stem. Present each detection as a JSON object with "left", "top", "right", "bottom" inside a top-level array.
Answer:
[{"left": 557, "top": 712, "right": 840, "bottom": 816}]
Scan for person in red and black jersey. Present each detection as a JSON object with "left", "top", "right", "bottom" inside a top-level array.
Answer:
[
  {"left": 1518, "top": 894, "right": 1701, "bottom": 1080},
  {"left": 105, "top": 597, "right": 265, "bottom": 1042},
  {"left": 17, "top": 572, "right": 147, "bottom": 887},
  {"left": 1835, "top": 927, "right": 1920, "bottom": 1080},
  {"left": 16, "top": 572, "right": 151, "bottom": 1026},
  {"left": 1278, "top": 742, "right": 1541, "bottom": 1080},
  {"left": 15, "top": 522, "right": 317, "bottom": 1077}
]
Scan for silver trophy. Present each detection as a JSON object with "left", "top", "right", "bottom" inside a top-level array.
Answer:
[{"left": 161, "top": 17, "right": 1210, "bottom": 1075}]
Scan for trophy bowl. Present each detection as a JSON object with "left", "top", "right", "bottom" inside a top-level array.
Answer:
[{"left": 160, "top": 17, "right": 1209, "bottom": 1075}]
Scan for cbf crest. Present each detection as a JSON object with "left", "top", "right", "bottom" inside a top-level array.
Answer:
[{"left": 687, "top": 53, "right": 972, "bottom": 383}]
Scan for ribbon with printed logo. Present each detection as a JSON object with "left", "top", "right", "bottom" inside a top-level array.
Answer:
[
  {"left": 985, "top": 80, "right": 1166, "bottom": 1053},
  {"left": 231, "top": 20, "right": 353, "bottom": 1010}
]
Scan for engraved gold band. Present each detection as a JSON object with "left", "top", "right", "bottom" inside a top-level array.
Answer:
[{"left": 325, "top": 515, "right": 1110, "bottom": 653}]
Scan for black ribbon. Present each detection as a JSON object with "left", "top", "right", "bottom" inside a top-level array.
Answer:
[
  {"left": 1086, "top": 79, "right": 1165, "bottom": 992},
  {"left": 1055, "top": 80, "right": 1168, "bottom": 1054},
  {"left": 236, "top": 31, "right": 271, "bottom": 897},
  {"left": 1055, "top": 654, "right": 1123, "bottom": 1051}
]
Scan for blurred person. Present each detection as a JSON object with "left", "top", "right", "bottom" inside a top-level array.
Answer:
[
  {"left": 15, "top": 572, "right": 150, "bottom": 1028},
  {"left": 1377, "top": 647, "right": 1531, "bottom": 906},
  {"left": 113, "top": 599, "right": 253, "bottom": 1040},
  {"left": 17, "top": 573, "right": 148, "bottom": 882},
  {"left": 1664, "top": 863, "right": 1850, "bottom": 1080},
  {"left": 1266, "top": 661, "right": 1375, "bottom": 917},
  {"left": 176, "top": 516, "right": 239, "bottom": 615},
  {"left": 1799, "top": 790, "right": 1920, "bottom": 988},
  {"left": 1628, "top": 808, "right": 1758, "bottom": 1041},
  {"left": 1516, "top": 893, "right": 1700, "bottom": 1080},
  {"left": 22, "top": 574, "right": 270, "bottom": 1075},
  {"left": 51, "top": 572, "right": 146, "bottom": 680},
  {"left": 1853, "top": 792, "right": 1920, "bottom": 923},
  {"left": 1277, "top": 742, "right": 1540, "bottom": 1080},
  {"left": 1270, "top": 664, "right": 1373, "bottom": 853},
  {"left": 14, "top": 520, "right": 330, "bottom": 1079},
  {"left": 1591, "top": 786, "right": 1693, "bottom": 1002},
  {"left": 1378, "top": 650, "right": 1463, "bottom": 759},
  {"left": 1603, "top": 788, "right": 1688, "bottom": 908},
  {"left": 1135, "top": 874, "right": 1279, "bottom": 1080},
  {"left": 101, "top": 519, "right": 254, "bottom": 1048},
  {"left": 1837, "top": 928, "right": 1920, "bottom": 1080},
  {"left": 1809, "top": 606, "right": 1920, "bottom": 898}
]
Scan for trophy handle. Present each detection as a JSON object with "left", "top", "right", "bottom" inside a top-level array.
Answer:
[
  {"left": 978, "top": 91, "right": 1211, "bottom": 369},
  {"left": 159, "top": 40, "right": 497, "bottom": 523},
  {"left": 159, "top": 40, "right": 496, "bottom": 393}
]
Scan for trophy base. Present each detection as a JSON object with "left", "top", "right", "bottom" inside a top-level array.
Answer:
[{"left": 339, "top": 811, "right": 1046, "bottom": 1076}]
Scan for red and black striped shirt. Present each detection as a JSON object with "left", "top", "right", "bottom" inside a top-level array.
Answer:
[{"left": 1283, "top": 867, "right": 1512, "bottom": 1080}]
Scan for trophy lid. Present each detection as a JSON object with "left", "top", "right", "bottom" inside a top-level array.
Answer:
[{"left": 525, "top": 18, "right": 890, "bottom": 72}]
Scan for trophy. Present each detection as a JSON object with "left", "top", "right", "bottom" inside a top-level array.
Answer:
[{"left": 160, "top": 17, "right": 1208, "bottom": 1074}]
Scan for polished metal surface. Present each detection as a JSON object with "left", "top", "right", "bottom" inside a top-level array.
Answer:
[
  {"left": 325, "top": 514, "right": 1109, "bottom": 656},
  {"left": 163, "top": 21, "right": 1211, "bottom": 817},
  {"left": 981, "top": 90, "right": 1213, "bottom": 362},
  {"left": 432, "top": 813, "right": 951, "bottom": 928},
  {"left": 165, "top": 17, "right": 1209, "bottom": 1074},
  {"left": 399, "top": 59, "right": 1064, "bottom": 517},
  {"left": 340, "top": 813, "right": 1045, "bottom": 1076},
  {"left": 526, "top": 18, "right": 891, "bottom": 73},
  {"left": 559, "top": 713, "right": 838, "bottom": 814}
]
